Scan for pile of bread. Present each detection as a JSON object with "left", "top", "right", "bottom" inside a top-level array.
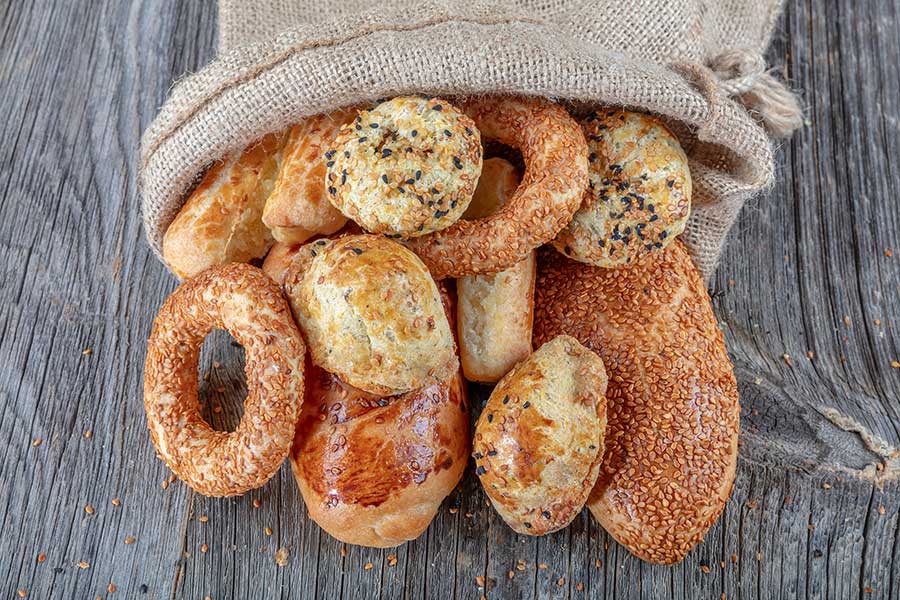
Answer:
[{"left": 145, "top": 95, "right": 739, "bottom": 565}]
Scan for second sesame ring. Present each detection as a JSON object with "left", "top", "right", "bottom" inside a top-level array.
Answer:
[
  {"left": 405, "top": 96, "right": 590, "bottom": 280},
  {"left": 144, "top": 263, "right": 306, "bottom": 497}
]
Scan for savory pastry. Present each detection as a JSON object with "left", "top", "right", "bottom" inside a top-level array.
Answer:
[
  {"left": 262, "top": 109, "right": 356, "bottom": 244},
  {"left": 406, "top": 96, "right": 589, "bottom": 279},
  {"left": 457, "top": 158, "right": 534, "bottom": 382},
  {"left": 261, "top": 241, "right": 302, "bottom": 285},
  {"left": 553, "top": 109, "right": 691, "bottom": 267},
  {"left": 326, "top": 96, "right": 481, "bottom": 237},
  {"left": 473, "top": 335, "right": 607, "bottom": 535},
  {"left": 162, "top": 132, "right": 286, "bottom": 279},
  {"left": 283, "top": 234, "right": 457, "bottom": 396},
  {"left": 290, "top": 285, "right": 468, "bottom": 547},
  {"left": 144, "top": 263, "right": 306, "bottom": 497},
  {"left": 533, "top": 241, "right": 739, "bottom": 564}
]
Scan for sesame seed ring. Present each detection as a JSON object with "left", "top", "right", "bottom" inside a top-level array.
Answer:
[
  {"left": 144, "top": 263, "right": 306, "bottom": 497},
  {"left": 326, "top": 96, "right": 482, "bottom": 238},
  {"left": 552, "top": 109, "right": 692, "bottom": 267},
  {"left": 405, "top": 96, "right": 589, "bottom": 279}
]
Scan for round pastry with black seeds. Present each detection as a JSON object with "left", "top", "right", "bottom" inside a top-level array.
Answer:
[
  {"left": 282, "top": 234, "right": 457, "bottom": 396},
  {"left": 326, "top": 96, "right": 482, "bottom": 237},
  {"left": 472, "top": 335, "right": 608, "bottom": 536},
  {"left": 553, "top": 109, "right": 691, "bottom": 267}
]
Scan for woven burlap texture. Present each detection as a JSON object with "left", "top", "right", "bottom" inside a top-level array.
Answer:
[{"left": 140, "top": 0, "right": 801, "bottom": 279}]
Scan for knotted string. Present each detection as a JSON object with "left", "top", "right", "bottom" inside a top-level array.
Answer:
[
  {"left": 672, "top": 49, "right": 803, "bottom": 139},
  {"left": 706, "top": 49, "right": 804, "bottom": 139}
]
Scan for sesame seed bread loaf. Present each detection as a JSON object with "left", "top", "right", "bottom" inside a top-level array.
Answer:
[
  {"left": 553, "top": 110, "right": 691, "bottom": 268},
  {"left": 533, "top": 241, "right": 739, "bottom": 564},
  {"left": 290, "top": 285, "right": 468, "bottom": 547},
  {"left": 283, "top": 234, "right": 458, "bottom": 396},
  {"left": 473, "top": 335, "right": 608, "bottom": 535},
  {"left": 261, "top": 109, "right": 356, "bottom": 244},
  {"left": 457, "top": 158, "right": 535, "bottom": 383},
  {"left": 162, "top": 132, "right": 286, "bottom": 279}
]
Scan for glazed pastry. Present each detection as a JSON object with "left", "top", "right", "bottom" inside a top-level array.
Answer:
[
  {"left": 282, "top": 234, "right": 457, "bottom": 396},
  {"left": 533, "top": 241, "right": 739, "bottom": 564},
  {"left": 326, "top": 96, "right": 482, "bottom": 237},
  {"left": 553, "top": 109, "right": 691, "bottom": 267},
  {"left": 472, "top": 335, "right": 607, "bottom": 535},
  {"left": 290, "top": 285, "right": 468, "bottom": 548},
  {"left": 162, "top": 132, "right": 286, "bottom": 279},
  {"left": 262, "top": 109, "right": 356, "bottom": 244},
  {"left": 457, "top": 158, "right": 534, "bottom": 383}
]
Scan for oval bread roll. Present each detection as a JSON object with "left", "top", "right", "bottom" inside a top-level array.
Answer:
[
  {"left": 473, "top": 335, "right": 608, "bottom": 535},
  {"left": 533, "top": 241, "right": 739, "bottom": 564},
  {"left": 457, "top": 158, "right": 535, "bottom": 382},
  {"left": 283, "top": 234, "right": 458, "bottom": 396},
  {"left": 162, "top": 132, "right": 286, "bottom": 279},
  {"left": 290, "top": 286, "right": 468, "bottom": 547},
  {"left": 262, "top": 109, "right": 356, "bottom": 244}
]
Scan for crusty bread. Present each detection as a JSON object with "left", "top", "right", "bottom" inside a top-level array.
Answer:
[
  {"left": 553, "top": 110, "right": 691, "bottom": 268},
  {"left": 262, "top": 110, "right": 356, "bottom": 244},
  {"left": 290, "top": 285, "right": 468, "bottom": 547},
  {"left": 473, "top": 335, "right": 607, "bottom": 535},
  {"left": 533, "top": 241, "right": 739, "bottom": 564},
  {"left": 261, "top": 241, "right": 302, "bottom": 285},
  {"left": 162, "top": 132, "right": 286, "bottom": 279},
  {"left": 283, "top": 234, "right": 458, "bottom": 396},
  {"left": 457, "top": 158, "right": 535, "bottom": 383},
  {"left": 326, "top": 96, "right": 482, "bottom": 237}
]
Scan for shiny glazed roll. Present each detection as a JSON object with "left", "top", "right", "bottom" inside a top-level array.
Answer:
[{"left": 290, "top": 286, "right": 469, "bottom": 547}]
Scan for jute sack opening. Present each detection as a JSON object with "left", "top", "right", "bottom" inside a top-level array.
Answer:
[{"left": 139, "top": 0, "right": 802, "bottom": 280}]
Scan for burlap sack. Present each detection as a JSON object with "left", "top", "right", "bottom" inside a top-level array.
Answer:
[{"left": 139, "top": 0, "right": 802, "bottom": 279}]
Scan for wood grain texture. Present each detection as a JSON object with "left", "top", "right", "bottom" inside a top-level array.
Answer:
[{"left": 1, "top": 0, "right": 898, "bottom": 598}]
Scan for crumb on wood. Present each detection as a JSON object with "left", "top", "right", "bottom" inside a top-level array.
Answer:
[{"left": 274, "top": 547, "right": 289, "bottom": 567}]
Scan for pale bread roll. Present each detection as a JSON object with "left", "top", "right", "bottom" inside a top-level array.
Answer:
[
  {"left": 162, "top": 132, "right": 286, "bottom": 279},
  {"left": 262, "top": 109, "right": 356, "bottom": 244},
  {"left": 457, "top": 158, "right": 535, "bottom": 382},
  {"left": 533, "top": 241, "right": 739, "bottom": 564},
  {"left": 283, "top": 234, "right": 458, "bottom": 396},
  {"left": 473, "top": 335, "right": 607, "bottom": 535}
]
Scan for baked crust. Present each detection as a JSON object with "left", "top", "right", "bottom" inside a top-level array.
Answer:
[
  {"left": 290, "top": 285, "right": 468, "bottom": 547},
  {"left": 457, "top": 158, "right": 534, "bottom": 383},
  {"left": 405, "top": 96, "right": 589, "bottom": 279},
  {"left": 473, "top": 335, "right": 607, "bottom": 535},
  {"left": 533, "top": 241, "right": 739, "bottom": 564},
  {"left": 162, "top": 132, "right": 286, "bottom": 279},
  {"left": 553, "top": 110, "right": 691, "bottom": 267},
  {"left": 262, "top": 109, "right": 356, "bottom": 244},
  {"left": 143, "top": 263, "right": 306, "bottom": 496},
  {"left": 326, "top": 96, "right": 482, "bottom": 237},
  {"left": 283, "top": 234, "right": 457, "bottom": 395}
]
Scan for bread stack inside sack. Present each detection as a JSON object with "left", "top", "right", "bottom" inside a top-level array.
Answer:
[{"left": 144, "top": 95, "right": 739, "bottom": 564}]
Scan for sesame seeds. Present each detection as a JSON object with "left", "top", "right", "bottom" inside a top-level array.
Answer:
[{"left": 533, "top": 242, "right": 739, "bottom": 563}]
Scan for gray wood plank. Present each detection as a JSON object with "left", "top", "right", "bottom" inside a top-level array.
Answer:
[{"left": 1, "top": 0, "right": 899, "bottom": 598}]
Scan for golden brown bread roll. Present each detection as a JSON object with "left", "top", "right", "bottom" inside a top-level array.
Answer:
[
  {"left": 473, "top": 335, "right": 607, "bottom": 535},
  {"left": 553, "top": 110, "right": 691, "bottom": 268},
  {"left": 457, "top": 158, "right": 535, "bottom": 382},
  {"left": 261, "top": 241, "right": 302, "bottom": 285},
  {"left": 533, "top": 241, "right": 739, "bottom": 564},
  {"left": 262, "top": 110, "right": 356, "bottom": 244},
  {"left": 290, "top": 286, "right": 469, "bottom": 547},
  {"left": 162, "top": 132, "right": 286, "bottom": 279},
  {"left": 283, "top": 234, "right": 458, "bottom": 396}
]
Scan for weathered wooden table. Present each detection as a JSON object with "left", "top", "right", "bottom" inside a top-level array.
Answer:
[{"left": 2, "top": 1, "right": 899, "bottom": 598}]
